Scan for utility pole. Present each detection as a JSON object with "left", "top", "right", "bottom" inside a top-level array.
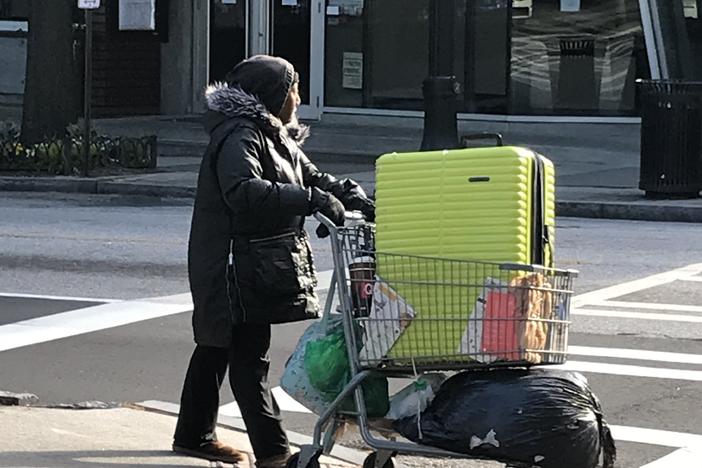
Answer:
[
  {"left": 83, "top": 8, "right": 93, "bottom": 177},
  {"left": 421, "top": 0, "right": 461, "bottom": 151},
  {"left": 78, "top": 0, "right": 99, "bottom": 176}
]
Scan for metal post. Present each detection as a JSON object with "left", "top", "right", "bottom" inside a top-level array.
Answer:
[
  {"left": 421, "top": 0, "right": 461, "bottom": 151},
  {"left": 83, "top": 8, "right": 93, "bottom": 177}
]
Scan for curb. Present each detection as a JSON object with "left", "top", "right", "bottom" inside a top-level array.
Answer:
[
  {"left": 0, "top": 178, "right": 195, "bottom": 199},
  {"left": 2, "top": 177, "right": 701, "bottom": 223},
  {"left": 159, "top": 139, "right": 379, "bottom": 164},
  {"left": 0, "top": 177, "right": 98, "bottom": 194},
  {"left": 0, "top": 391, "right": 39, "bottom": 406},
  {"left": 557, "top": 201, "right": 702, "bottom": 223}
]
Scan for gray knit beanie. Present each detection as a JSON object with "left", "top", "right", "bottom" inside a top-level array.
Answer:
[{"left": 225, "top": 55, "right": 296, "bottom": 116}]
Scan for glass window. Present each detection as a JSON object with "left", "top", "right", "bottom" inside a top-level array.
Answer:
[
  {"left": 324, "top": 0, "right": 365, "bottom": 108},
  {"left": 0, "top": 0, "right": 29, "bottom": 19},
  {"left": 324, "top": 0, "right": 431, "bottom": 110},
  {"left": 324, "top": 0, "right": 652, "bottom": 116},
  {"left": 509, "top": 0, "right": 650, "bottom": 116},
  {"left": 463, "top": 0, "right": 510, "bottom": 113},
  {"left": 683, "top": 0, "right": 702, "bottom": 79}
]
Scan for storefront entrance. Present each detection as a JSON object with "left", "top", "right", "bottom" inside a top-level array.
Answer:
[
  {"left": 208, "top": 0, "right": 696, "bottom": 120},
  {"left": 209, "top": 0, "right": 324, "bottom": 119}
]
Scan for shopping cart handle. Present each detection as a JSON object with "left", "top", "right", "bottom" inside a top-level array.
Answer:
[{"left": 313, "top": 211, "right": 363, "bottom": 227}]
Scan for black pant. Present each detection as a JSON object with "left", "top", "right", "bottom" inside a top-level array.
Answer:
[{"left": 173, "top": 324, "right": 289, "bottom": 460}]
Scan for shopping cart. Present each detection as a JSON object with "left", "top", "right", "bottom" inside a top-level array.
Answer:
[{"left": 288, "top": 213, "right": 578, "bottom": 468}]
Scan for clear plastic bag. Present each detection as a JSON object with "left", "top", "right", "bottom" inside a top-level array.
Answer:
[{"left": 386, "top": 373, "right": 446, "bottom": 421}]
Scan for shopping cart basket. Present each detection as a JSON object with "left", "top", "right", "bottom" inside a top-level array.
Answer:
[{"left": 289, "top": 213, "right": 578, "bottom": 468}]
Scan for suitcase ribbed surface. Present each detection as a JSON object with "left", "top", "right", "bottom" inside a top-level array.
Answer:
[{"left": 374, "top": 146, "right": 555, "bottom": 358}]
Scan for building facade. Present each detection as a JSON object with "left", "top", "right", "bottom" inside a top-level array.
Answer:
[{"left": 1, "top": 0, "right": 700, "bottom": 121}]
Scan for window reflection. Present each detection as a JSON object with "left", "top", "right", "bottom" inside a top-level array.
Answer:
[
  {"left": 324, "top": 0, "right": 652, "bottom": 116},
  {"left": 510, "top": 0, "right": 650, "bottom": 116}
]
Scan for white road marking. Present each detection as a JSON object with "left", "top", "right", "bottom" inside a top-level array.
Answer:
[
  {"left": 219, "top": 387, "right": 313, "bottom": 416},
  {"left": 0, "top": 292, "right": 122, "bottom": 303},
  {"left": 571, "top": 263, "right": 702, "bottom": 308},
  {"left": 218, "top": 400, "right": 242, "bottom": 418},
  {"left": 0, "top": 296, "right": 193, "bottom": 352},
  {"left": 316, "top": 269, "right": 334, "bottom": 292},
  {"left": 610, "top": 425, "right": 702, "bottom": 449},
  {"left": 680, "top": 276, "right": 702, "bottom": 283},
  {"left": 589, "top": 300, "right": 702, "bottom": 314},
  {"left": 568, "top": 346, "right": 702, "bottom": 365},
  {"left": 571, "top": 308, "right": 702, "bottom": 323},
  {"left": 0, "top": 272, "right": 335, "bottom": 353},
  {"left": 554, "top": 361, "right": 702, "bottom": 382},
  {"left": 642, "top": 447, "right": 702, "bottom": 468},
  {"left": 272, "top": 386, "right": 313, "bottom": 414}
]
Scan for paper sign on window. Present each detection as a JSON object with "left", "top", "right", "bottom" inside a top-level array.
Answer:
[
  {"left": 119, "top": 0, "right": 156, "bottom": 31},
  {"left": 560, "top": 0, "right": 580, "bottom": 12},
  {"left": 342, "top": 52, "right": 363, "bottom": 90}
]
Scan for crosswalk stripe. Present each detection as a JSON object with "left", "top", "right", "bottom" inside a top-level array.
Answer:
[
  {"left": 0, "top": 292, "right": 122, "bottom": 303},
  {"left": 0, "top": 271, "right": 336, "bottom": 353},
  {"left": 590, "top": 300, "right": 702, "bottom": 314},
  {"left": 0, "top": 299, "right": 193, "bottom": 353},
  {"left": 568, "top": 346, "right": 702, "bottom": 365},
  {"left": 571, "top": 263, "right": 702, "bottom": 307},
  {"left": 272, "top": 386, "right": 313, "bottom": 414},
  {"left": 610, "top": 425, "right": 702, "bottom": 449},
  {"left": 680, "top": 276, "right": 702, "bottom": 283},
  {"left": 219, "top": 387, "right": 313, "bottom": 416},
  {"left": 554, "top": 361, "right": 702, "bottom": 382},
  {"left": 571, "top": 308, "right": 702, "bottom": 323},
  {"left": 641, "top": 447, "right": 701, "bottom": 467}
]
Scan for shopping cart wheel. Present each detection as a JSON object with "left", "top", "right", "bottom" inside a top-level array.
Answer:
[
  {"left": 285, "top": 451, "right": 321, "bottom": 468},
  {"left": 362, "top": 451, "right": 396, "bottom": 468}
]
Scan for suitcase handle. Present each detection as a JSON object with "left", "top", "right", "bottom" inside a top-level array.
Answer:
[{"left": 461, "top": 132, "right": 504, "bottom": 147}]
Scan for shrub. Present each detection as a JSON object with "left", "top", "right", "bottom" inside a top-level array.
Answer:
[{"left": 0, "top": 121, "right": 157, "bottom": 175}]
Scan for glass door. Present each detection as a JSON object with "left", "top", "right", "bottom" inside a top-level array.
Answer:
[
  {"left": 210, "top": 0, "right": 247, "bottom": 83},
  {"left": 270, "top": 0, "right": 324, "bottom": 119}
]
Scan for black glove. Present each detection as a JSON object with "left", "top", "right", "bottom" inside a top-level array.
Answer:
[
  {"left": 359, "top": 198, "right": 375, "bottom": 222},
  {"left": 309, "top": 187, "right": 345, "bottom": 238}
]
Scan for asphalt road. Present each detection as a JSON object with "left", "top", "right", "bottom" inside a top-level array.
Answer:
[{"left": 1, "top": 192, "right": 701, "bottom": 468}]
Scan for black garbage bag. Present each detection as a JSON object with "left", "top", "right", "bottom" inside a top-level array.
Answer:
[{"left": 393, "top": 368, "right": 615, "bottom": 468}]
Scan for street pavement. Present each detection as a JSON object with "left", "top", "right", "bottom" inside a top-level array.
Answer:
[
  {"left": 1, "top": 113, "right": 701, "bottom": 467},
  {"left": 1, "top": 191, "right": 701, "bottom": 467},
  {"left": 2, "top": 261, "right": 702, "bottom": 467}
]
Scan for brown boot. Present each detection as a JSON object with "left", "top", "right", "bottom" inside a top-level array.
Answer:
[{"left": 172, "top": 440, "right": 245, "bottom": 464}]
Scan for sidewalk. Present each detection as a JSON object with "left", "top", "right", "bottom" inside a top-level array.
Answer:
[
  {"left": 0, "top": 114, "right": 700, "bottom": 222},
  {"left": 0, "top": 404, "right": 359, "bottom": 468}
]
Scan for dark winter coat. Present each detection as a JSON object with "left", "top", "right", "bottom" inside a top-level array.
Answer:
[{"left": 188, "top": 83, "right": 368, "bottom": 348}]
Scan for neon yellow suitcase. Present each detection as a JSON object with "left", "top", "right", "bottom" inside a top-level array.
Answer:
[{"left": 374, "top": 140, "right": 555, "bottom": 360}]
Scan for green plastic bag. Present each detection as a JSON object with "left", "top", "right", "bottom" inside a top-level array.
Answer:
[
  {"left": 303, "top": 326, "right": 389, "bottom": 418},
  {"left": 339, "top": 375, "right": 390, "bottom": 418},
  {"left": 304, "top": 329, "right": 349, "bottom": 398}
]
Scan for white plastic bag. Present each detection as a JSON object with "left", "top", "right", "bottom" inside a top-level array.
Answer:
[{"left": 385, "top": 373, "right": 446, "bottom": 421}]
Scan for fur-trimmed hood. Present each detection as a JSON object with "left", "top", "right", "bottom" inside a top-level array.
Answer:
[{"left": 204, "top": 82, "right": 309, "bottom": 145}]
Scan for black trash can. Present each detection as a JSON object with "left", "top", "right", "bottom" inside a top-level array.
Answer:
[
  {"left": 557, "top": 38, "right": 597, "bottom": 111},
  {"left": 637, "top": 79, "right": 702, "bottom": 198}
]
